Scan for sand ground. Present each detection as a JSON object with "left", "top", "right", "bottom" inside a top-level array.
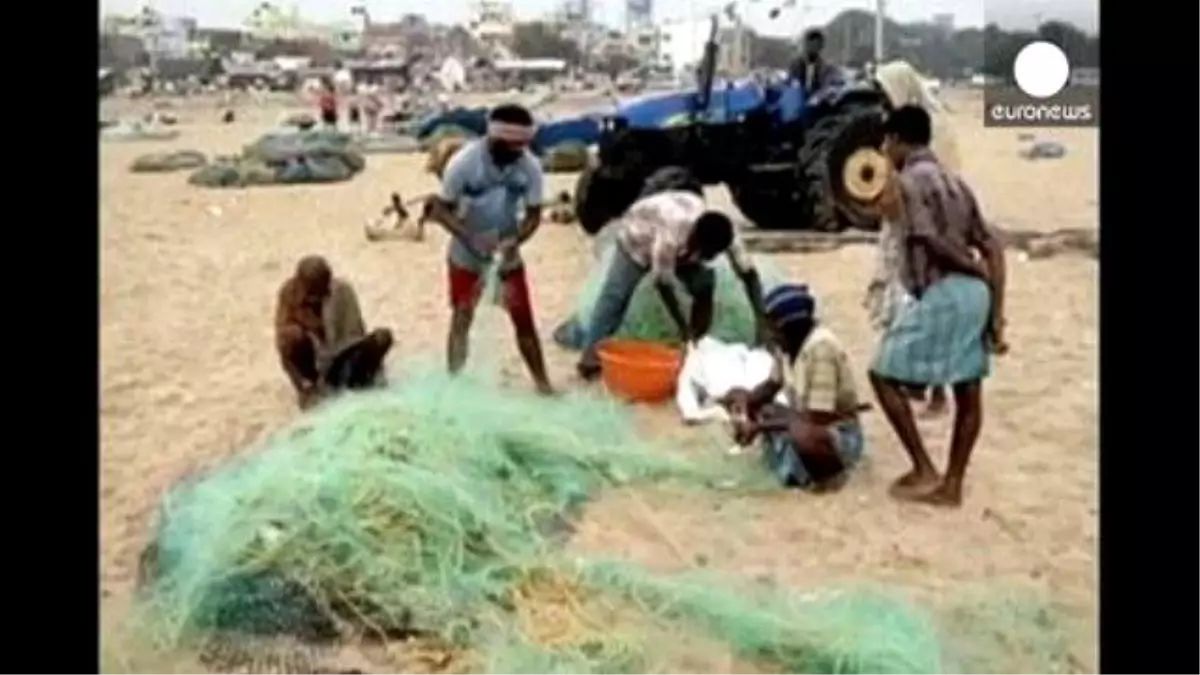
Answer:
[{"left": 100, "top": 91, "right": 1098, "bottom": 671}]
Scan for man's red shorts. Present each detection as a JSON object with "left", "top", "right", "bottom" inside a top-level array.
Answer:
[{"left": 447, "top": 264, "right": 535, "bottom": 325}]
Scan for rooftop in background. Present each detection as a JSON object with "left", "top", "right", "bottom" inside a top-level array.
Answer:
[{"left": 493, "top": 58, "right": 568, "bottom": 71}]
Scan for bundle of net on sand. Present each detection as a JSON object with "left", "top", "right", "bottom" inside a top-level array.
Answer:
[
  {"left": 188, "top": 129, "right": 366, "bottom": 188},
  {"left": 101, "top": 120, "right": 180, "bottom": 142},
  {"left": 130, "top": 150, "right": 208, "bottom": 173},
  {"left": 124, "top": 367, "right": 1073, "bottom": 674}
]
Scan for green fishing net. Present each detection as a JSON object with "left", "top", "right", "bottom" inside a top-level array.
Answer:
[
  {"left": 132, "top": 369, "right": 751, "bottom": 644},
  {"left": 120, "top": 364, "right": 1074, "bottom": 674},
  {"left": 572, "top": 240, "right": 784, "bottom": 346},
  {"left": 187, "top": 130, "right": 366, "bottom": 188}
]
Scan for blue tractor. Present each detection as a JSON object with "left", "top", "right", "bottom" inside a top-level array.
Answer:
[
  {"left": 412, "top": 104, "right": 606, "bottom": 155},
  {"left": 572, "top": 17, "right": 891, "bottom": 233}
]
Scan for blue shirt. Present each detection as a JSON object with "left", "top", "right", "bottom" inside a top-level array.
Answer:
[{"left": 438, "top": 139, "right": 544, "bottom": 273}]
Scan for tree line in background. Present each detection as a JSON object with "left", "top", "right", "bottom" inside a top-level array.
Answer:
[{"left": 512, "top": 9, "right": 1098, "bottom": 81}]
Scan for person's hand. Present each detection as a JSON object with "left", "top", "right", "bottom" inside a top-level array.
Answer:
[
  {"left": 496, "top": 237, "right": 519, "bottom": 262},
  {"left": 297, "top": 381, "right": 322, "bottom": 410},
  {"left": 972, "top": 258, "right": 991, "bottom": 282},
  {"left": 755, "top": 316, "right": 779, "bottom": 349},
  {"left": 987, "top": 315, "right": 1010, "bottom": 355},
  {"left": 867, "top": 177, "right": 903, "bottom": 221}
]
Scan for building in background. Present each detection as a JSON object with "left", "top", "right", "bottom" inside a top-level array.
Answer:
[
  {"left": 102, "top": 10, "right": 202, "bottom": 61},
  {"left": 468, "top": 0, "right": 516, "bottom": 59},
  {"left": 932, "top": 13, "right": 955, "bottom": 35},
  {"left": 625, "top": 0, "right": 652, "bottom": 32},
  {"left": 152, "top": 16, "right": 194, "bottom": 59},
  {"left": 623, "top": 0, "right": 665, "bottom": 69},
  {"left": 556, "top": 0, "right": 609, "bottom": 67},
  {"left": 244, "top": 2, "right": 355, "bottom": 45}
]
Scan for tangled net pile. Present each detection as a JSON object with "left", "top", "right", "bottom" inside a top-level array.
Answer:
[
  {"left": 125, "top": 368, "right": 1073, "bottom": 673},
  {"left": 570, "top": 241, "right": 783, "bottom": 346},
  {"left": 188, "top": 129, "right": 366, "bottom": 188}
]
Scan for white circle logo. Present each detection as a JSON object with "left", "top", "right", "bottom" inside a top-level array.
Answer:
[{"left": 1012, "top": 41, "right": 1071, "bottom": 99}]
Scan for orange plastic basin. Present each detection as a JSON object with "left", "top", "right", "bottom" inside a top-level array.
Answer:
[{"left": 597, "top": 338, "right": 684, "bottom": 403}]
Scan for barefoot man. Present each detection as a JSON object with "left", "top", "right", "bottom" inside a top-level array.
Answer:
[
  {"left": 719, "top": 284, "right": 867, "bottom": 492},
  {"left": 426, "top": 104, "right": 555, "bottom": 394},
  {"left": 868, "top": 105, "right": 1008, "bottom": 506},
  {"left": 575, "top": 189, "right": 769, "bottom": 381},
  {"left": 275, "top": 255, "right": 394, "bottom": 409},
  {"left": 864, "top": 165, "right": 948, "bottom": 417}
]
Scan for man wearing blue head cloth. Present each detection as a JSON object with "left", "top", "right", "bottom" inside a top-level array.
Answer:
[{"left": 719, "top": 284, "right": 867, "bottom": 491}]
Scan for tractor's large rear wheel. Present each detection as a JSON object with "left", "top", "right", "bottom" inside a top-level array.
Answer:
[
  {"left": 728, "top": 171, "right": 809, "bottom": 231},
  {"left": 798, "top": 102, "right": 888, "bottom": 232},
  {"left": 573, "top": 166, "right": 647, "bottom": 236}
]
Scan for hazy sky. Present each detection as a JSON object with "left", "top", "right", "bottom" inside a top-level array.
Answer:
[{"left": 100, "top": 0, "right": 1097, "bottom": 37}]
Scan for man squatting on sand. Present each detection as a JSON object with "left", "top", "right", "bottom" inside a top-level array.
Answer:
[
  {"left": 276, "top": 255, "right": 394, "bottom": 409},
  {"left": 867, "top": 105, "right": 1009, "bottom": 507},
  {"left": 719, "top": 285, "right": 868, "bottom": 492},
  {"left": 426, "top": 104, "right": 555, "bottom": 395},
  {"left": 576, "top": 187, "right": 770, "bottom": 381}
]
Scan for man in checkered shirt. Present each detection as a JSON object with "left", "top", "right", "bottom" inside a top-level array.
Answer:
[
  {"left": 576, "top": 187, "right": 769, "bottom": 380},
  {"left": 719, "top": 284, "right": 867, "bottom": 491}
]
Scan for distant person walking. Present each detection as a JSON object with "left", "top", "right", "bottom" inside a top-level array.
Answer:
[
  {"left": 317, "top": 80, "right": 339, "bottom": 128},
  {"left": 867, "top": 105, "right": 1009, "bottom": 507},
  {"left": 362, "top": 81, "right": 384, "bottom": 133}
]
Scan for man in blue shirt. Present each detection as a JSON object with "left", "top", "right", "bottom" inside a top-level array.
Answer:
[{"left": 426, "top": 104, "right": 554, "bottom": 394}]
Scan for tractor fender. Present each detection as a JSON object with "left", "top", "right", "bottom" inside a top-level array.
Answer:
[{"left": 813, "top": 83, "right": 890, "bottom": 112}]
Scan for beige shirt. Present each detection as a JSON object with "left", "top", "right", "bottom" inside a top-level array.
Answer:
[
  {"left": 786, "top": 326, "right": 860, "bottom": 415},
  {"left": 614, "top": 190, "right": 755, "bottom": 281}
]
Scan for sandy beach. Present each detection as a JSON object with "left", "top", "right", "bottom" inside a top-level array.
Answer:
[{"left": 100, "top": 91, "right": 1098, "bottom": 671}]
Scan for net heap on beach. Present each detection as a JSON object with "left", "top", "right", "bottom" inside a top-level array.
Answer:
[
  {"left": 127, "top": 366, "right": 1072, "bottom": 674},
  {"left": 187, "top": 129, "right": 367, "bottom": 188}
]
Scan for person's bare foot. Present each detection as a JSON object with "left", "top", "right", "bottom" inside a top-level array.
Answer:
[
  {"left": 888, "top": 469, "right": 940, "bottom": 499},
  {"left": 535, "top": 381, "right": 558, "bottom": 397},
  {"left": 910, "top": 482, "right": 964, "bottom": 507}
]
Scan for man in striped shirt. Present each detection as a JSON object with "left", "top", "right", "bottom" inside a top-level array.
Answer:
[{"left": 577, "top": 189, "right": 769, "bottom": 380}]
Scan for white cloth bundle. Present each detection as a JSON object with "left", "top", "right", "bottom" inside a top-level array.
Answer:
[{"left": 675, "top": 336, "right": 788, "bottom": 423}]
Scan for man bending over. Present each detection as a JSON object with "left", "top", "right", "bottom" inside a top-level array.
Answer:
[{"left": 576, "top": 190, "right": 769, "bottom": 380}]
